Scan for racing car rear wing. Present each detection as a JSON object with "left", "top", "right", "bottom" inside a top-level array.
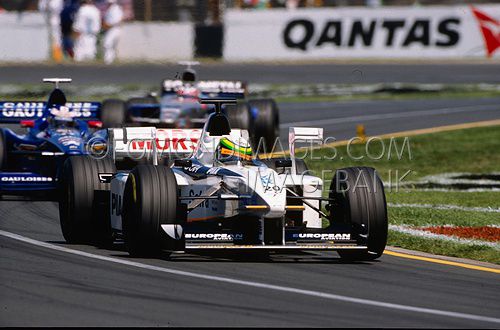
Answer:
[
  {"left": 108, "top": 127, "right": 202, "bottom": 163},
  {"left": 0, "top": 102, "right": 101, "bottom": 123},
  {"left": 162, "top": 79, "right": 247, "bottom": 98},
  {"left": 43, "top": 78, "right": 72, "bottom": 88}
]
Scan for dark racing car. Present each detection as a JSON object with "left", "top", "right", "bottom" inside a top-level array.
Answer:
[
  {"left": 0, "top": 78, "right": 109, "bottom": 198},
  {"left": 101, "top": 62, "right": 280, "bottom": 151}
]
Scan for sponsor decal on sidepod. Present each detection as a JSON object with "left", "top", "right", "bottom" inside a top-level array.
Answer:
[
  {"left": 294, "top": 233, "right": 351, "bottom": 240},
  {"left": 1, "top": 176, "right": 53, "bottom": 182},
  {"left": 186, "top": 233, "right": 244, "bottom": 241}
]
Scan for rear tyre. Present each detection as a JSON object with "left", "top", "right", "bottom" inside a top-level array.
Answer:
[
  {"left": 224, "top": 102, "right": 252, "bottom": 131},
  {"left": 122, "top": 165, "right": 179, "bottom": 257},
  {"left": 101, "top": 99, "right": 126, "bottom": 128},
  {"left": 59, "top": 156, "right": 116, "bottom": 245},
  {"left": 248, "top": 99, "right": 280, "bottom": 152},
  {"left": 329, "top": 167, "right": 387, "bottom": 261}
]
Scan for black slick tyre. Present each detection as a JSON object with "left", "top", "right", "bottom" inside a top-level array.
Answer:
[
  {"left": 329, "top": 167, "right": 388, "bottom": 261},
  {"left": 59, "top": 156, "right": 116, "bottom": 244},
  {"left": 225, "top": 102, "right": 252, "bottom": 131},
  {"left": 121, "top": 165, "right": 179, "bottom": 257},
  {"left": 248, "top": 99, "right": 279, "bottom": 152}
]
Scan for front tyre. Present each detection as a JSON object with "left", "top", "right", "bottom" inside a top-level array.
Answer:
[
  {"left": 329, "top": 167, "right": 387, "bottom": 261},
  {"left": 59, "top": 156, "right": 116, "bottom": 244},
  {"left": 122, "top": 165, "right": 179, "bottom": 257}
]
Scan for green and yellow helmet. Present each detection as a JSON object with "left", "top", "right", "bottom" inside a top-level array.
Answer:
[{"left": 216, "top": 137, "right": 253, "bottom": 163}]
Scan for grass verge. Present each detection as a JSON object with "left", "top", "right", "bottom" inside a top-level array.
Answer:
[
  {"left": 275, "top": 89, "right": 500, "bottom": 103},
  {"left": 389, "top": 231, "right": 500, "bottom": 264},
  {"left": 387, "top": 190, "right": 500, "bottom": 209},
  {"left": 388, "top": 207, "right": 498, "bottom": 227}
]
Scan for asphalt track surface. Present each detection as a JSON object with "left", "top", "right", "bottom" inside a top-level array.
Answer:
[
  {"left": 1, "top": 63, "right": 500, "bottom": 84},
  {"left": 278, "top": 97, "right": 500, "bottom": 145},
  {"left": 1, "top": 95, "right": 499, "bottom": 326}
]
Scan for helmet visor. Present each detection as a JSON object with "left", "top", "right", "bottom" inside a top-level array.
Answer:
[{"left": 217, "top": 138, "right": 253, "bottom": 163}]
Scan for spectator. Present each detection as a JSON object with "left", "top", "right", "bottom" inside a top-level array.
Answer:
[
  {"left": 286, "top": 0, "right": 299, "bottom": 9},
  {"left": 102, "top": 0, "right": 123, "bottom": 64},
  {"left": 38, "top": 0, "right": 64, "bottom": 62},
  {"left": 60, "top": 0, "right": 80, "bottom": 58},
  {"left": 73, "top": 0, "right": 101, "bottom": 62}
]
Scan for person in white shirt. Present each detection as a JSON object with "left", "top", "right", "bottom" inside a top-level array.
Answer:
[
  {"left": 102, "top": 0, "right": 124, "bottom": 64},
  {"left": 38, "top": 0, "right": 64, "bottom": 61},
  {"left": 73, "top": 0, "right": 101, "bottom": 62}
]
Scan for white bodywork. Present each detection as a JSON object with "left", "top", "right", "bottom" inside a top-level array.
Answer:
[{"left": 108, "top": 125, "right": 324, "bottom": 232}]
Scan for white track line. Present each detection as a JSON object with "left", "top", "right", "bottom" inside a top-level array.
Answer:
[
  {"left": 1, "top": 229, "right": 499, "bottom": 325},
  {"left": 281, "top": 104, "right": 499, "bottom": 128},
  {"left": 388, "top": 203, "right": 500, "bottom": 213}
]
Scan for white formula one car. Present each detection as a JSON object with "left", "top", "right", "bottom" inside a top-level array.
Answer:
[{"left": 58, "top": 99, "right": 388, "bottom": 260}]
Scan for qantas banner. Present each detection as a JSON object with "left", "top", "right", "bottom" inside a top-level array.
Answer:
[{"left": 224, "top": 5, "right": 500, "bottom": 60}]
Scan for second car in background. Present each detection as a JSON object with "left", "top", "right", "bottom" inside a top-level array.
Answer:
[{"left": 101, "top": 62, "right": 280, "bottom": 151}]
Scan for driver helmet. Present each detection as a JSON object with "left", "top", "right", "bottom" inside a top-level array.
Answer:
[
  {"left": 49, "top": 105, "right": 76, "bottom": 127},
  {"left": 216, "top": 137, "right": 253, "bottom": 164},
  {"left": 182, "top": 68, "right": 197, "bottom": 83}
]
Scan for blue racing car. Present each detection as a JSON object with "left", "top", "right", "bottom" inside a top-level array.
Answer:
[{"left": 0, "top": 78, "right": 110, "bottom": 198}]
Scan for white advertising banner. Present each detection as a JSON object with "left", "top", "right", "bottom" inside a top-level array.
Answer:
[
  {"left": 117, "top": 22, "right": 193, "bottom": 61},
  {"left": 224, "top": 5, "right": 500, "bottom": 60},
  {"left": 0, "top": 13, "right": 49, "bottom": 62}
]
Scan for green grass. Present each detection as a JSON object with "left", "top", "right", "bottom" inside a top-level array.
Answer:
[
  {"left": 304, "top": 125, "right": 500, "bottom": 264},
  {"left": 388, "top": 207, "right": 498, "bottom": 227},
  {"left": 387, "top": 190, "right": 500, "bottom": 209},
  {"left": 388, "top": 231, "right": 500, "bottom": 264}
]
